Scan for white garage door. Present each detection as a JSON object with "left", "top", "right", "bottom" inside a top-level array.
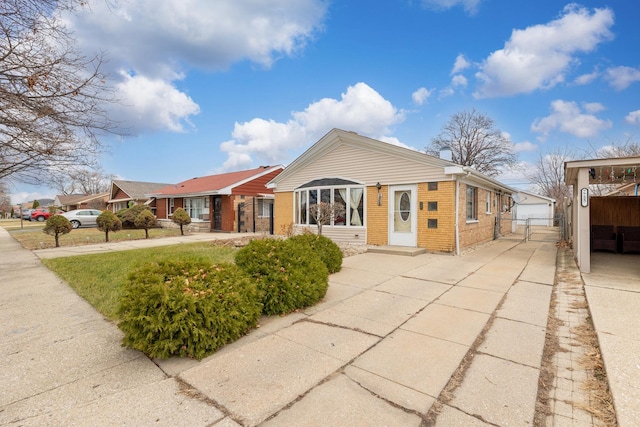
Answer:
[{"left": 516, "top": 204, "right": 551, "bottom": 226}]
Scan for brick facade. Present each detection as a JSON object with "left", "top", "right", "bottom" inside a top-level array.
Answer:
[
  {"left": 274, "top": 191, "right": 294, "bottom": 235},
  {"left": 417, "top": 181, "right": 456, "bottom": 252},
  {"left": 366, "top": 185, "right": 387, "bottom": 245},
  {"left": 458, "top": 183, "right": 502, "bottom": 249}
]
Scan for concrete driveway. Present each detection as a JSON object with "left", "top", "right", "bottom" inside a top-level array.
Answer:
[{"left": 2, "top": 226, "right": 634, "bottom": 426}]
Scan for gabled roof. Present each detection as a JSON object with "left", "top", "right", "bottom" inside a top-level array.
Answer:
[
  {"left": 269, "top": 129, "right": 455, "bottom": 187},
  {"left": 514, "top": 190, "right": 555, "bottom": 204},
  {"left": 56, "top": 193, "right": 108, "bottom": 206},
  {"left": 109, "top": 180, "right": 171, "bottom": 202},
  {"left": 149, "top": 165, "right": 284, "bottom": 198},
  {"left": 268, "top": 128, "right": 516, "bottom": 194}
]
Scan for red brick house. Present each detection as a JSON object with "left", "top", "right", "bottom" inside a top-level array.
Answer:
[
  {"left": 54, "top": 193, "right": 109, "bottom": 211},
  {"left": 107, "top": 180, "right": 171, "bottom": 214},
  {"left": 149, "top": 165, "right": 284, "bottom": 233}
]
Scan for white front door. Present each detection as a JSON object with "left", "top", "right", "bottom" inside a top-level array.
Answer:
[{"left": 388, "top": 185, "right": 417, "bottom": 246}]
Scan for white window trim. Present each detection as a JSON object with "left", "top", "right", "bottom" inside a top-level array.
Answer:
[
  {"left": 294, "top": 185, "right": 365, "bottom": 228},
  {"left": 184, "top": 197, "right": 208, "bottom": 222},
  {"left": 257, "top": 198, "right": 273, "bottom": 218},
  {"left": 486, "top": 190, "right": 492, "bottom": 214},
  {"left": 466, "top": 185, "right": 478, "bottom": 222}
]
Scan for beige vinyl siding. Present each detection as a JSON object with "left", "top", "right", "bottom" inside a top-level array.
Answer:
[
  {"left": 275, "top": 143, "right": 452, "bottom": 192},
  {"left": 294, "top": 225, "right": 367, "bottom": 245}
]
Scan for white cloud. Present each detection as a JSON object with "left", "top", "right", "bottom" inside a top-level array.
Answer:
[
  {"left": 438, "top": 87, "right": 455, "bottom": 99},
  {"left": 626, "top": 110, "right": 640, "bottom": 125},
  {"left": 513, "top": 141, "right": 538, "bottom": 152},
  {"left": 474, "top": 5, "right": 614, "bottom": 98},
  {"left": 379, "top": 136, "right": 416, "bottom": 151},
  {"left": 531, "top": 99, "right": 612, "bottom": 140},
  {"left": 452, "top": 54, "right": 470, "bottom": 74},
  {"left": 583, "top": 102, "right": 605, "bottom": 114},
  {"left": 451, "top": 74, "right": 468, "bottom": 87},
  {"left": 60, "top": 0, "right": 327, "bottom": 133},
  {"left": 10, "top": 191, "right": 55, "bottom": 205},
  {"left": 114, "top": 73, "right": 200, "bottom": 133},
  {"left": 421, "top": 0, "right": 482, "bottom": 15},
  {"left": 605, "top": 66, "right": 640, "bottom": 91},
  {"left": 574, "top": 70, "right": 599, "bottom": 85},
  {"left": 219, "top": 82, "right": 405, "bottom": 169},
  {"left": 494, "top": 161, "right": 531, "bottom": 190},
  {"left": 412, "top": 87, "right": 433, "bottom": 105}
]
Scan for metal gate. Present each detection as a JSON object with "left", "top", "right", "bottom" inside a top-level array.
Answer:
[{"left": 497, "top": 213, "right": 565, "bottom": 243}]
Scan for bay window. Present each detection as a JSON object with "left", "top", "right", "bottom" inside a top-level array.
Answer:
[{"left": 294, "top": 180, "right": 365, "bottom": 228}]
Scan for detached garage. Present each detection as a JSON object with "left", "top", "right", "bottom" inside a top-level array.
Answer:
[{"left": 513, "top": 191, "right": 555, "bottom": 226}]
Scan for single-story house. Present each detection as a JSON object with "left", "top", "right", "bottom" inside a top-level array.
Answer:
[
  {"left": 513, "top": 190, "right": 555, "bottom": 226},
  {"left": 149, "top": 165, "right": 284, "bottom": 233},
  {"left": 54, "top": 193, "right": 109, "bottom": 211},
  {"left": 564, "top": 156, "right": 640, "bottom": 273},
  {"left": 267, "top": 129, "right": 515, "bottom": 254},
  {"left": 107, "top": 180, "right": 171, "bottom": 214}
]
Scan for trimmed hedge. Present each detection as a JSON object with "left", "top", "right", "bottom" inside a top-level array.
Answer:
[
  {"left": 116, "top": 205, "right": 151, "bottom": 229},
  {"left": 118, "top": 260, "right": 261, "bottom": 360},
  {"left": 235, "top": 238, "right": 329, "bottom": 315},
  {"left": 289, "top": 233, "right": 343, "bottom": 273}
]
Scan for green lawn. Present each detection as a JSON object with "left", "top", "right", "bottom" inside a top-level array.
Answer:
[
  {"left": 43, "top": 243, "right": 237, "bottom": 321},
  {"left": 8, "top": 226, "right": 182, "bottom": 250}
]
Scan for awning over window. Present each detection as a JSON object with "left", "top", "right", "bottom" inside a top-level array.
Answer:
[{"left": 296, "top": 178, "right": 360, "bottom": 189}]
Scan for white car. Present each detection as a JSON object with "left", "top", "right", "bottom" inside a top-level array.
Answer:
[{"left": 61, "top": 209, "right": 103, "bottom": 229}]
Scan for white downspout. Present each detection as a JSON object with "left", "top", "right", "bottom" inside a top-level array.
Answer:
[{"left": 455, "top": 176, "right": 460, "bottom": 256}]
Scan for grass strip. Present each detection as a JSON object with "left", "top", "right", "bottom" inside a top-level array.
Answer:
[
  {"left": 9, "top": 226, "right": 182, "bottom": 250},
  {"left": 42, "top": 242, "right": 237, "bottom": 321}
]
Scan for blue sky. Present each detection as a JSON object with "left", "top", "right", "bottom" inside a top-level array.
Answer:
[{"left": 10, "top": 0, "right": 640, "bottom": 204}]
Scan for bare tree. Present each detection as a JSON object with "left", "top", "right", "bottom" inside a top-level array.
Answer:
[
  {"left": 0, "top": 181, "right": 11, "bottom": 214},
  {"left": 525, "top": 146, "right": 575, "bottom": 210},
  {"left": 309, "top": 202, "right": 346, "bottom": 235},
  {"left": 0, "top": 0, "right": 117, "bottom": 185},
  {"left": 583, "top": 136, "right": 640, "bottom": 195},
  {"left": 586, "top": 135, "right": 640, "bottom": 158},
  {"left": 49, "top": 167, "right": 114, "bottom": 195},
  {"left": 426, "top": 109, "right": 517, "bottom": 177}
]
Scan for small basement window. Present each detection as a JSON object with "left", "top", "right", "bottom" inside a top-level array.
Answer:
[{"left": 428, "top": 219, "right": 438, "bottom": 229}]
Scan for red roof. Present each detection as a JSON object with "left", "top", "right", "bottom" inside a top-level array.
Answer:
[{"left": 151, "top": 166, "right": 282, "bottom": 196}]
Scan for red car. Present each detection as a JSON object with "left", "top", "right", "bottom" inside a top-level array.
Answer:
[{"left": 30, "top": 208, "right": 62, "bottom": 222}]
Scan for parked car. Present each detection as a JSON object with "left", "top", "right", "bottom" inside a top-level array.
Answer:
[
  {"left": 21, "top": 209, "right": 33, "bottom": 221},
  {"left": 60, "top": 209, "right": 103, "bottom": 228},
  {"left": 30, "top": 208, "right": 63, "bottom": 222}
]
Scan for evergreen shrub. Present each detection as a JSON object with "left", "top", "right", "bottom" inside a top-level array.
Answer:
[
  {"left": 171, "top": 207, "right": 191, "bottom": 235},
  {"left": 235, "top": 238, "right": 329, "bottom": 315},
  {"left": 118, "top": 260, "right": 261, "bottom": 360},
  {"left": 97, "top": 210, "right": 122, "bottom": 242},
  {"left": 43, "top": 215, "right": 72, "bottom": 247},
  {"left": 289, "top": 233, "right": 343, "bottom": 273},
  {"left": 116, "top": 204, "right": 151, "bottom": 228}
]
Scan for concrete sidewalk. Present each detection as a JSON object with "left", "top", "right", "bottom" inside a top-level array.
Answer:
[
  {"left": 583, "top": 253, "right": 640, "bottom": 427},
  {"left": 33, "top": 231, "right": 261, "bottom": 259},
  {"left": 0, "top": 226, "right": 629, "bottom": 425}
]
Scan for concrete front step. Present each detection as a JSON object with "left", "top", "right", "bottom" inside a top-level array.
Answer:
[{"left": 367, "top": 245, "right": 428, "bottom": 256}]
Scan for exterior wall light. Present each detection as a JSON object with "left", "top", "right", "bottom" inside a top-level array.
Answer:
[{"left": 376, "top": 182, "right": 382, "bottom": 206}]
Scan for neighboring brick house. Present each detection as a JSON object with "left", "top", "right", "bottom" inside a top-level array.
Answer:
[
  {"left": 149, "top": 166, "right": 284, "bottom": 233},
  {"left": 267, "top": 128, "right": 515, "bottom": 254},
  {"left": 54, "top": 193, "right": 109, "bottom": 211},
  {"left": 107, "top": 180, "right": 171, "bottom": 214}
]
